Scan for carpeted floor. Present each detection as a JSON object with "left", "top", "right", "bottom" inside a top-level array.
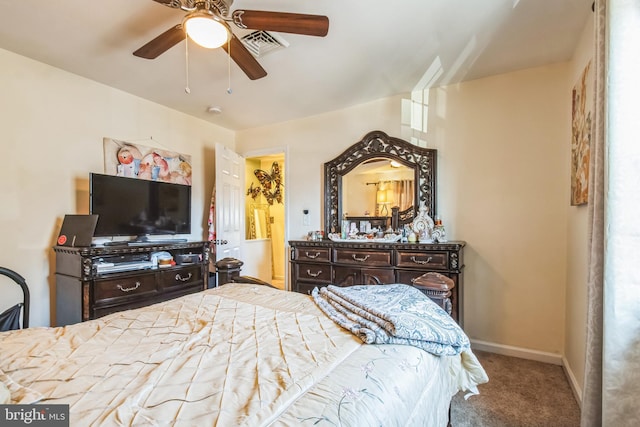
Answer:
[{"left": 450, "top": 350, "right": 580, "bottom": 427}]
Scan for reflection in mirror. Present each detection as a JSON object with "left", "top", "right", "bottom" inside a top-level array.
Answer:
[
  {"left": 247, "top": 204, "right": 271, "bottom": 239},
  {"left": 342, "top": 158, "right": 414, "bottom": 218}
]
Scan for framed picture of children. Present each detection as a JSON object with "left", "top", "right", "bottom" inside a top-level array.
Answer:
[{"left": 103, "top": 138, "right": 192, "bottom": 186}]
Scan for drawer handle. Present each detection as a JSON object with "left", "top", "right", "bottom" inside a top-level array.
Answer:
[
  {"left": 411, "top": 256, "right": 433, "bottom": 265},
  {"left": 175, "top": 272, "right": 193, "bottom": 282},
  {"left": 117, "top": 282, "right": 141, "bottom": 292},
  {"left": 352, "top": 254, "right": 370, "bottom": 262},
  {"left": 306, "top": 269, "right": 323, "bottom": 278},
  {"left": 305, "top": 251, "right": 321, "bottom": 259}
]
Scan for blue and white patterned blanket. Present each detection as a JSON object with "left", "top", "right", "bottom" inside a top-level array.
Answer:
[{"left": 312, "top": 284, "right": 470, "bottom": 356}]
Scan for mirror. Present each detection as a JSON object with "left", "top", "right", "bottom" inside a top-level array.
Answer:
[
  {"left": 247, "top": 203, "right": 271, "bottom": 239},
  {"left": 324, "top": 130, "right": 437, "bottom": 235},
  {"left": 342, "top": 159, "right": 414, "bottom": 218}
]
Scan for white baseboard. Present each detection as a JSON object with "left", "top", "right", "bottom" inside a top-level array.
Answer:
[
  {"left": 470, "top": 339, "right": 563, "bottom": 365},
  {"left": 561, "top": 355, "right": 583, "bottom": 407}
]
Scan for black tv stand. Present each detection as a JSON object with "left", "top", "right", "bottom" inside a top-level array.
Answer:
[
  {"left": 54, "top": 241, "right": 210, "bottom": 326},
  {"left": 99, "top": 237, "right": 189, "bottom": 247},
  {"left": 102, "top": 241, "right": 129, "bottom": 247},
  {"left": 130, "top": 237, "right": 188, "bottom": 245}
]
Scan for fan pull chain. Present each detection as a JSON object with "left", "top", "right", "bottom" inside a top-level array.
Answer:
[
  {"left": 226, "top": 37, "right": 232, "bottom": 95},
  {"left": 185, "top": 37, "right": 191, "bottom": 94}
]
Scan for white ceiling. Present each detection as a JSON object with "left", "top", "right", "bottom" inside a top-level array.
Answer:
[{"left": 0, "top": 0, "right": 592, "bottom": 131}]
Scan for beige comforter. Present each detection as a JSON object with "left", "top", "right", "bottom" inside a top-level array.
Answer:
[{"left": 0, "top": 283, "right": 487, "bottom": 426}]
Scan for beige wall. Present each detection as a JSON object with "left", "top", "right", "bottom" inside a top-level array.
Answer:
[
  {"left": 432, "top": 64, "right": 570, "bottom": 353},
  {"left": 563, "top": 14, "right": 595, "bottom": 400},
  {"left": 1, "top": 17, "right": 592, "bottom": 394},
  {"left": 236, "top": 95, "right": 405, "bottom": 241},
  {"left": 237, "top": 64, "right": 574, "bottom": 357},
  {"left": 0, "top": 48, "right": 234, "bottom": 327}
]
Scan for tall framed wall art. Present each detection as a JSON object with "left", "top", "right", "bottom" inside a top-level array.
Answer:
[{"left": 570, "top": 61, "right": 593, "bottom": 206}]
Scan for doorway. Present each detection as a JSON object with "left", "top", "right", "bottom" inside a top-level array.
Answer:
[{"left": 244, "top": 152, "right": 286, "bottom": 290}]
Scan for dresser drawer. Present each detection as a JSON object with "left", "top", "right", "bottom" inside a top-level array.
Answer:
[
  {"left": 160, "top": 265, "right": 202, "bottom": 292},
  {"left": 334, "top": 266, "right": 395, "bottom": 287},
  {"left": 396, "top": 251, "right": 448, "bottom": 270},
  {"left": 94, "top": 274, "right": 158, "bottom": 305},
  {"left": 293, "top": 247, "right": 331, "bottom": 263},
  {"left": 289, "top": 239, "right": 464, "bottom": 326},
  {"left": 295, "top": 263, "right": 332, "bottom": 282},
  {"left": 333, "top": 249, "right": 393, "bottom": 266},
  {"left": 296, "top": 282, "right": 323, "bottom": 295}
]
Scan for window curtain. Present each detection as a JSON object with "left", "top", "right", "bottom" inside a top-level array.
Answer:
[
  {"left": 581, "top": 0, "right": 640, "bottom": 425},
  {"left": 389, "top": 180, "right": 414, "bottom": 211}
]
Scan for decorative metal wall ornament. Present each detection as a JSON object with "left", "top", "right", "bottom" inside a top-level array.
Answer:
[
  {"left": 247, "top": 161, "right": 283, "bottom": 205},
  {"left": 246, "top": 182, "right": 261, "bottom": 200}
]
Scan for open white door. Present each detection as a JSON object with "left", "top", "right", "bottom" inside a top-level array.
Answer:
[{"left": 214, "top": 143, "right": 244, "bottom": 263}]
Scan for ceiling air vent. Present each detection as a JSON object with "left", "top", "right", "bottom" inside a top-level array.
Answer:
[{"left": 240, "top": 31, "right": 289, "bottom": 58}]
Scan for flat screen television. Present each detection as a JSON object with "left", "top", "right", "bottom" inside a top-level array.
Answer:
[{"left": 90, "top": 173, "right": 191, "bottom": 239}]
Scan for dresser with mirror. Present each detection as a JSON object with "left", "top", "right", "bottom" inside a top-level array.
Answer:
[{"left": 289, "top": 130, "right": 466, "bottom": 325}]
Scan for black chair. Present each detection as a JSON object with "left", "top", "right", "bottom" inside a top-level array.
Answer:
[{"left": 0, "top": 267, "right": 30, "bottom": 331}]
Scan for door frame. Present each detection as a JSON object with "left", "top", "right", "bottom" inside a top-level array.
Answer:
[{"left": 242, "top": 146, "right": 289, "bottom": 290}]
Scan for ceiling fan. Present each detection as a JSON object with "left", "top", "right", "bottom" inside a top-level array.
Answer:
[{"left": 133, "top": 0, "right": 329, "bottom": 80}]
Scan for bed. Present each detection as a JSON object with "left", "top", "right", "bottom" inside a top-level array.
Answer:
[{"left": 0, "top": 282, "right": 487, "bottom": 426}]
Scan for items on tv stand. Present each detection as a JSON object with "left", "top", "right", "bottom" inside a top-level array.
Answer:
[
  {"left": 100, "top": 237, "right": 189, "bottom": 247},
  {"left": 54, "top": 241, "right": 210, "bottom": 326},
  {"left": 102, "top": 240, "right": 129, "bottom": 247}
]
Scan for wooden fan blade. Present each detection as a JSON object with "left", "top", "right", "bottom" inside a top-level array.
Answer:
[
  {"left": 221, "top": 34, "right": 267, "bottom": 80},
  {"left": 152, "top": 0, "right": 181, "bottom": 8},
  {"left": 133, "top": 25, "right": 185, "bottom": 59},
  {"left": 232, "top": 10, "right": 329, "bottom": 37}
]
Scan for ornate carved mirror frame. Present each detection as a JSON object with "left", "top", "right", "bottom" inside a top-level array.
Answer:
[{"left": 324, "top": 130, "right": 437, "bottom": 235}]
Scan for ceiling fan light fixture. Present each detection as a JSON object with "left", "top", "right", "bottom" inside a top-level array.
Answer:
[{"left": 183, "top": 11, "right": 229, "bottom": 49}]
